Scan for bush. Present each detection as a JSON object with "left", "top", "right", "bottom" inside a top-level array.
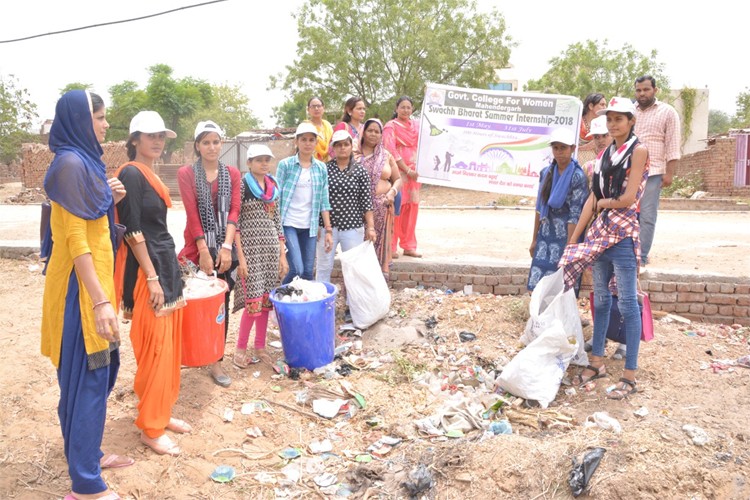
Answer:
[{"left": 662, "top": 169, "right": 705, "bottom": 198}]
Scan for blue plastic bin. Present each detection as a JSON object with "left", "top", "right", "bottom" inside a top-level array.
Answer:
[{"left": 269, "top": 282, "right": 338, "bottom": 370}]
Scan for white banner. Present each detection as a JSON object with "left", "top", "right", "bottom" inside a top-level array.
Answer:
[{"left": 416, "top": 83, "right": 583, "bottom": 197}]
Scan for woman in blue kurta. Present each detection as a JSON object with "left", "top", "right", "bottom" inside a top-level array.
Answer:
[
  {"left": 527, "top": 128, "right": 589, "bottom": 292},
  {"left": 41, "top": 90, "right": 127, "bottom": 500}
]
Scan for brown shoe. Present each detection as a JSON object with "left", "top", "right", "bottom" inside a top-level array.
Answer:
[{"left": 403, "top": 250, "right": 422, "bottom": 258}]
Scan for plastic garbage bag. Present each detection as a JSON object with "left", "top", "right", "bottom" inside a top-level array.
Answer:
[
  {"left": 339, "top": 241, "right": 390, "bottom": 329},
  {"left": 497, "top": 320, "right": 577, "bottom": 408},
  {"left": 569, "top": 447, "right": 606, "bottom": 497},
  {"left": 521, "top": 268, "right": 587, "bottom": 366}
]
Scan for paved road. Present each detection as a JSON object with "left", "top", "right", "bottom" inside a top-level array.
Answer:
[{"left": 1, "top": 204, "right": 748, "bottom": 277}]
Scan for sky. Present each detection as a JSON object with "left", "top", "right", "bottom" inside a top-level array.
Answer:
[{"left": 1, "top": 0, "right": 745, "bottom": 130}]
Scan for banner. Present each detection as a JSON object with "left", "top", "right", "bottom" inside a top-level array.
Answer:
[{"left": 416, "top": 83, "right": 583, "bottom": 197}]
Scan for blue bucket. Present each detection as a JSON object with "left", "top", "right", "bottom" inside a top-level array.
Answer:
[{"left": 269, "top": 282, "right": 338, "bottom": 370}]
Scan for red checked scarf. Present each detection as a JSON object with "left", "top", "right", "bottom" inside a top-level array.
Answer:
[{"left": 558, "top": 136, "right": 649, "bottom": 291}]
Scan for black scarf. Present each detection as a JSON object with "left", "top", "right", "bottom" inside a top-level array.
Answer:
[
  {"left": 592, "top": 134, "right": 639, "bottom": 201},
  {"left": 192, "top": 158, "right": 231, "bottom": 259}
]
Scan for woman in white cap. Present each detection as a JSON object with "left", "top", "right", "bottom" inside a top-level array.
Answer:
[
  {"left": 581, "top": 115, "right": 613, "bottom": 182},
  {"left": 316, "top": 129, "right": 376, "bottom": 288},
  {"left": 276, "top": 122, "right": 333, "bottom": 284},
  {"left": 527, "top": 127, "right": 588, "bottom": 292},
  {"left": 177, "top": 120, "right": 241, "bottom": 387},
  {"left": 561, "top": 96, "right": 649, "bottom": 400},
  {"left": 114, "top": 111, "right": 188, "bottom": 456},
  {"left": 231, "top": 144, "right": 288, "bottom": 367}
]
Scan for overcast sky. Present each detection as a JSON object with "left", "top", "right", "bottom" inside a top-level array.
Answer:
[{"left": 1, "top": 0, "right": 745, "bottom": 129}]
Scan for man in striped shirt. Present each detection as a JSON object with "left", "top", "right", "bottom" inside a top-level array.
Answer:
[{"left": 634, "top": 75, "right": 681, "bottom": 266}]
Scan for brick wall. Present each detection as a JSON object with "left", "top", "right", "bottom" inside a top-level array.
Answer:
[
  {"left": 331, "top": 261, "right": 750, "bottom": 326},
  {"left": 0, "top": 161, "right": 21, "bottom": 184},
  {"left": 679, "top": 136, "right": 750, "bottom": 197}
]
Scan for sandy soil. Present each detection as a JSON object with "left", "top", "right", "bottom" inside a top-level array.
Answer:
[{"left": 0, "top": 257, "right": 748, "bottom": 499}]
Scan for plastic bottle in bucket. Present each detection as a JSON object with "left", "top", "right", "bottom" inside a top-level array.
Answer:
[
  {"left": 182, "top": 277, "right": 228, "bottom": 367},
  {"left": 269, "top": 281, "right": 337, "bottom": 370}
]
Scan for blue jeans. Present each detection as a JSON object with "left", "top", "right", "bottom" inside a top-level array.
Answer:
[
  {"left": 591, "top": 238, "right": 641, "bottom": 370},
  {"left": 283, "top": 226, "right": 317, "bottom": 284},
  {"left": 315, "top": 226, "right": 364, "bottom": 283},
  {"left": 639, "top": 174, "right": 662, "bottom": 265}
]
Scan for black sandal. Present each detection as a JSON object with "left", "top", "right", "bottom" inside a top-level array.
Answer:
[
  {"left": 572, "top": 364, "right": 607, "bottom": 386},
  {"left": 607, "top": 378, "right": 637, "bottom": 400}
]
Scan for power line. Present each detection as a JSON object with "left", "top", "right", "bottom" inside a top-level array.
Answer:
[{"left": 0, "top": 0, "right": 228, "bottom": 44}]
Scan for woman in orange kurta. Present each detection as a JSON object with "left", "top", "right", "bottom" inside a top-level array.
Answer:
[
  {"left": 383, "top": 96, "right": 422, "bottom": 258},
  {"left": 41, "top": 90, "right": 127, "bottom": 499},
  {"left": 114, "top": 111, "right": 187, "bottom": 456}
]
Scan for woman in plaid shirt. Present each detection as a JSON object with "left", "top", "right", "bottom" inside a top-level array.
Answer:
[{"left": 562, "top": 96, "right": 649, "bottom": 400}]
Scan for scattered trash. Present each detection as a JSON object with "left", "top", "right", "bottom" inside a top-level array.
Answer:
[
  {"left": 355, "top": 454, "right": 373, "bottom": 463},
  {"left": 222, "top": 408, "right": 234, "bottom": 422},
  {"left": 309, "top": 439, "right": 333, "bottom": 454},
  {"left": 210, "top": 465, "right": 236, "bottom": 483},
  {"left": 737, "top": 355, "right": 750, "bottom": 368},
  {"left": 28, "top": 264, "right": 40, "bottom": 272},
  {"left": 281, "top": 462, "right": 301, "bottom": 483},
  {"left": 445, "top": 429, "right": 464, "bottom": 438},
  {"left": 424, "top": 316, "right": 438, "bottom": 330},
  {"left": 367, "top": 436, "right": 402, "bottom": 457},
  {"left": 586, "top": 412, "right": 622, "bottom": 434},
  {"left": 245, "top": 426, "right": 263, "bottom": 437},
  {"left": 314, "top": 472, "right": 338, "bottom": 487},
  {"left": 312, "top": 398, "right": 348, "bottom": 419},
  {"left": 569, "top": 447, "right": 606, "bottom": 497},
  {"left": 254, "top": 472, "right": 277, "bottom": 484},
  {"left": 564, "top": 387, "right": 577, "bottom": 396},
  {"left": 278, "top": 447, "right": 303, "bottom": 460},
  {"left": 683, "top": 424, "right": 709, "bottom": 446},
  {"left": 269, "top": 340, "right": 283, "bottom": 349},
  {"left": 459, "top": 331, "right": 477, "bottom": 342},
  {"left": 336, "top": 363, "right": 354, "bottom": 376},
  {"left": 463, "top": 284, "right": 473, "bottom": 295},
  {"left": 252, "top": 371, "right": 261, "bottom": 378},
  {"left": 365, "top": 416, "right": 382, "bottom": 427},
  {"left": 241, "top": 400, "right": 273, "bottom": 414},
  {"left": 271, "top": 385, "right": 282, "bottom": 392},
  {"left": 683, "top": 331, "right": 697, "bottom": 337},
  {"left": 634, "top": 407, "right": 649, "bottom": 418},
  {"left": 334, "top": 342, "right": 353, "bottom": 356},
  {"left": 401, "top": 464, "right": 435, "bottom": 497},
  {"left": 489, "top": 420, "right": 513, "bottom": 435}
]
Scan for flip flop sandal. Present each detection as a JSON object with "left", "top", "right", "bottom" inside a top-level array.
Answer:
[
  {"left": 233, "top": 352, "right": 249, "bottom": 369},
  {"left": 100, "top": 453, "right": 135, "bottom": 469},
  {"left": 140, "top": 432, "right": 181, "bottom": 456},
  {"left": 607, "top": 378, "right": 637, "bottom": 400},
  {"left": 167, "top": 417, "right": 192, "bottom": 434},
  {"left": 572, "top": 364, "right": 607, "bottom": 386}
]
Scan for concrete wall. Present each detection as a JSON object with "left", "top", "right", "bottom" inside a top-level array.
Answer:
[{"left": 671, "top": 88, "right": 710, "bottom": 156}]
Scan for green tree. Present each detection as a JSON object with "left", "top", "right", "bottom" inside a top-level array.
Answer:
[
  {"left": 272, "top": 93, "right": 309, "bottom": 128},
  {"left": 274, "top": 0, "right": 512, "bottom": 125},
  {"left": 732, "top": 87, "right": 750, "bottom": 128},
  {"left": 525, "top": 40, "right": 669, "bottom": 101},
  {"left": 196, "top": 83, "right": 260, "bottom": 137},
  {"left": 708, "top": 109, "right": 732, "bottom": 135},
  {"left": 0, "top": 74, "right": 38, "bottom": 163},
  {"left": 106, "top": 81, "right": 148, "bottom": 141},
  {"left": 59, "top": 82, "right": 92, "bottom": 95}
]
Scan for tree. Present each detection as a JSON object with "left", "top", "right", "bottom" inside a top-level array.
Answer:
[
  {"left": 59, "top": 82, "right": 92, "bottom": 95},
  {"left": 272, "top": 93, "right": 309, "bottom": 128},
  {"left": 525, "top": 40, "right": 669, "bottom": 101},
  {"left": 732, "top": 87, "right": 750, "bottom": 128},
  {"left": 708, "top": 109, "right": 732, "bottom": 135},
  {"left": 274, "top": 0, "right": 512, "bottom": 124},
  {"left": 0, "top": 74, "right": 38, "bottom": 163},
  {"left": 197, "top": 83, "right": 260, "bottom": 136},
  {"left": 106, "top": 81, "right": 148, "bottom": 141}
]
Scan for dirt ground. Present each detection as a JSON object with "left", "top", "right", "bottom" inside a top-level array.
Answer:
[{"left": 0, "top": 256, "right": 749, "bottom": 499}]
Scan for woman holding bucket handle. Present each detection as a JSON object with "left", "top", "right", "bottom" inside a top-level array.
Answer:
[
  {"left": 276, "top": 122, "right": 333, "bottom": 284},
  {"left": 315, "top": 129, "right": 375, "bottom": 286},
  {"left": 114, "top": 111, "right": 188, "bottom": 456},
  {"left": 383, "top": 96, "right": 422, "bottom": 258},
  {"left": 232, "top": 144, "right": 289, "bottom": 368},
  {"left": 177, "top": 120, "right": 241, "bottom": 388},
  {"left": 357, "top": 118, "right": 402, "bottom": 277},
  {"left": 41, "top": 90, "right": 129, "bottom": 500},
  {"left": 305, "top": 97, "right": 333, "bottom": 162},
  {"left": 560, "top": 96, "right": 649, "bottom": 400},
  {"left": 331, "top": 96, "right": 366, "bottom": 156}
]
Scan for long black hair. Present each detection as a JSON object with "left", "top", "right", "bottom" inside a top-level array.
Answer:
[
  {"left": 582, "top": 93, "right": 605, "bottom": 117},
  {"left": 391, "top": 96, "right": 413, "bottom": 120},
  {"left": 90, "top": 92, "right": 105, "bottom": 113},
  {"left": 593, "top": 114, "right": 636, "bottom": 201},
  {"left": 341, "top": 96, "right": 364, "bottom": 123}
]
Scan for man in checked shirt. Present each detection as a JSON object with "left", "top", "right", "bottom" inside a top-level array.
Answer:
[{"left": 633, "top": 75, "right": 681, "bottom": 267}]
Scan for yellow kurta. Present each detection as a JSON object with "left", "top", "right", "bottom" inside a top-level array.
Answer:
[
  {"left": 308, "top": 119, "right": 333, "bottom": 162},
  {"left": 41, "top": 202, "right": 115, "bottom": 368}
]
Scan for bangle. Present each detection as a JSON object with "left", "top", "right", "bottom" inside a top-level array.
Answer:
[
  {"left": 221, "top": 243, "right": 232, "bottom": 251},
  {"left": 92, "top": 299, "right": 110, "bottom": 310},
  {"left": 146, "top": 275, "right": 159, "bottom": 282}
]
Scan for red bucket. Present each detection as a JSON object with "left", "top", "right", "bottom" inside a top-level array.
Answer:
[{"left": 181, "top": 278, "right": 228, "bottom": 367}]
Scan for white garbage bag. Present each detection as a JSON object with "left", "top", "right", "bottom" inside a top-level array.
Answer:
[{"left": 339, "top": 241, "right": 390, "bottom": 329}]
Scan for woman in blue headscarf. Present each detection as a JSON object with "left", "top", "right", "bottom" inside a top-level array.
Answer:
[{"left": 41, "top": 90, "right": 128, "bottom": 500}]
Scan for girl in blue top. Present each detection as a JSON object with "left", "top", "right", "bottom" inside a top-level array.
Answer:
[{"left": 276, "top": 122, "right": 333, "bottom": 283}]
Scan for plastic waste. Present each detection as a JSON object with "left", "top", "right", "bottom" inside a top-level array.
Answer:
[
  {"left": 682, "top": 424, "right": 709, "bottom": 446},
  {"left": 278, "top": 447, "right": 303, "bottom": 460},
  {"left": 588, "top": 412, "right": 622, "bottom": 434},
  {"left": 459, "top": 331, "right": 477, "bottom": 342},
  {"left": 210, "top": 465, "right": 236, "bottom": 483},
  {"left": 569, "top": 447, "right": 606, "bottom": 497},
  {"left": 401, "top": 464, "right": 435, "bottom": 497},
  {"left": 489, "top": 420, "right": 513, "bottom": 435}
]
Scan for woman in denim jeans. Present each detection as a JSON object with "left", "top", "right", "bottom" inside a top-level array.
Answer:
[{"left": 560, "top": 96, "right": 649, "bottom": 400}]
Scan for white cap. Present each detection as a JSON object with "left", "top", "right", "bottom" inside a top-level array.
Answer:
[
  {"left": 597, "top": 96, "right": 636, "bottom": 116},
  {"left": 129, "top": 111, "right": 176, "bottom": 138},
  {"left": 547, "top": 128, "right": 576, "bottom": 146},
  {"left": 247, "top": 144, "right": 275, "bottom": 160},
  {"left": 585, "top": 116, "right": 609, "bottom": 139},
  {"left": 295, "top": 122, "right": 319, "bottom": 137},
  {"left": 330, "top": 129, "right": 352, "bottom": 145},
  {"left": 194, "top": 120, "right": 224, "bottom": 140}
]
